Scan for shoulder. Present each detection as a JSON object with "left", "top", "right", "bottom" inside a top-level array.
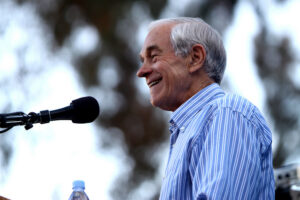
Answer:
[
  {"left": 190, "top": 93, "right": 271, "bottom": 138},
  {"left": 214, "top": 94, "right": 270, "bottom": 131},
  {"left": 195, "top": 93, "right": 272, "bottom": 153},
  {"left": 214, "top": 94, "right": 256, "bottom": 120},
  {"left": 192, "top": 93, "right": 257, "bottom": 125}
]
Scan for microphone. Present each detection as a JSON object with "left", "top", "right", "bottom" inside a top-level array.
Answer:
[
  {"left": 0, "top": 96, "right": 100, "bottom": 132},
  {"left": 39, "top": 96, "right": 100, "bottom": 124}
]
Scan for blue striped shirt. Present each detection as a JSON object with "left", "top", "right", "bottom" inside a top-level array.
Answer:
[{"left": 159, "top": 83, "right": 275, "bottom": 200}]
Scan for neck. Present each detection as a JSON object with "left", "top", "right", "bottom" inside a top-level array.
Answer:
[
  {"left": 170, "top": 75, "right": 214, "bottom": 112},
  {"left": 190, "top": 72, "right": 215, "bottom": 95}
]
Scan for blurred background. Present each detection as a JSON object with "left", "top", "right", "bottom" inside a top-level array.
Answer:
[{"left": 0, "top": 0, "right": 300, "bottom": 199}]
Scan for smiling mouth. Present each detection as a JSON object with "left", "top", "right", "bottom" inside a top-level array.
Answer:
[{"left": 149, "top": 78, "right": 162, "bottom": 87}]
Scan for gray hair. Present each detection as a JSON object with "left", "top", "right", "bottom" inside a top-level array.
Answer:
[{"left": 149, "top": 17, "right": 226, "bottom": 84}]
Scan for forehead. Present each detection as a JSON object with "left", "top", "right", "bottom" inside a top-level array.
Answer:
[{"left": 140, "top": 22, "right": 175, "bottom": 55}]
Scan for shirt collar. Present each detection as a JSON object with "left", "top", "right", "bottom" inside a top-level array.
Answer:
[{"left": 169, "top": 83, "right": 225, "bottom": 130}]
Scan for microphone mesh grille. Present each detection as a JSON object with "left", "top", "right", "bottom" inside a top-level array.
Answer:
[{"left": 71, "top": 96, "right": 100, "bottom": 123}]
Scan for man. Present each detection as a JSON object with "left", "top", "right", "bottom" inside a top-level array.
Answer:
[{"left": 136, "top": 17, "right": 275, "bottom": 199}]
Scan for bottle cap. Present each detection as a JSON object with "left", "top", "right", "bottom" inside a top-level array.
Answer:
[{"left": 72, "top": 180, "right": 85, "bottom": 190}]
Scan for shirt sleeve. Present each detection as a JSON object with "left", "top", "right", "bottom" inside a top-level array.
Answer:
[{"left": 189, "top": 107, "right": 268, "bottom": 200}]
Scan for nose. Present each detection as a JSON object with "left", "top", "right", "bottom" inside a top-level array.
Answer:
[{"left": 136, "top": 63, "right": 153, "bottom": 78}]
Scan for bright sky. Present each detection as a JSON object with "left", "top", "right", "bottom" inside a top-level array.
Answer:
[{"left": 1, "top": 0, "right": 300, "bottom": 199}]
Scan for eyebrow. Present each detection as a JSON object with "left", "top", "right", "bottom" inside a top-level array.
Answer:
[{"left": 139, "top": 45, "right": 162, "bottom": 63}]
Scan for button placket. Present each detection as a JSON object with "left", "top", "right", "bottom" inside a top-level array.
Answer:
[{"left": 164, "top": 122, "right": 179, "bottom": 178}]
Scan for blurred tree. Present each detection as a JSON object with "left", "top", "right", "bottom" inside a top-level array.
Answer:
[
  {"left": 2, "top": 0, "right": 300, "bottom": 199},
  {"left": 252, "top": 1, "right": 300, "bottom": 168}
]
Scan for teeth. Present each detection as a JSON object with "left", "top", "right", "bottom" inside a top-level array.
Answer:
[{"left": 149, "top": 80, "right": 160, "bottom": 87}]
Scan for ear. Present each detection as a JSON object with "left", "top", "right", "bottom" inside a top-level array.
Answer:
[{"left": 188, "top": 44, "right": 206, "bottom": 73}]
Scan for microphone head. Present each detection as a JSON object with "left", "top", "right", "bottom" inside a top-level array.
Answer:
[{"left": 71, "top": 96, "right": 100, "bottom": 123}]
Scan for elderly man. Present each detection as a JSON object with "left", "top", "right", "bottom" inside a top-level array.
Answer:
[{"left": 136, "top": 17, "right": 275, "bottom": 199}]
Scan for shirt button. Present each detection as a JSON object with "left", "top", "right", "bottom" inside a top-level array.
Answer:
[{"left": 197, "top": 193, "right": 207, "bottom": 200}]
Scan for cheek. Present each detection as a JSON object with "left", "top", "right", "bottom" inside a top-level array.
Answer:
[
  {"left": 168, "top": 68, "right": 188, "bottom": 84},
  {"left": 169, "top": 73, "right": 191, "bottom": 98},
  {"left": 156, "top": 59, "right": 189, "bottom": 88},
  {"left": 153, "top": 60, "right": 167, "bottom": 70}
]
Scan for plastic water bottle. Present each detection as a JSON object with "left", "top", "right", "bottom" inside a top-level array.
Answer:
[{"left": 68, "top": 180, "right": 89, "bottom": 200}]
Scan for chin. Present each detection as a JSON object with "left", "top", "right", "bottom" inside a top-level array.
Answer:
[
  {"left": 150, "top": 97, "right": 159, "bottom": 107},
  {"left": 150, "top": 96, "right": 162, "bottom": 107},
  {"left": 150, "top": 97, "right": 173, "bottom": 111}
]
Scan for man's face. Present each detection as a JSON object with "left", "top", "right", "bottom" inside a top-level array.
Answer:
[{"left": 137, "top": 23, "right": 193, "bottom": 111}]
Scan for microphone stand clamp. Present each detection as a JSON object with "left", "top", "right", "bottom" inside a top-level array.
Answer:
[{"left": 0, "top": 112, "right": 39, "bottom": 133}]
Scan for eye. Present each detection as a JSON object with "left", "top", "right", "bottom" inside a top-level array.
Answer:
[{"left": 151, "top": 54, "right": 158, "bottom": 62}]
